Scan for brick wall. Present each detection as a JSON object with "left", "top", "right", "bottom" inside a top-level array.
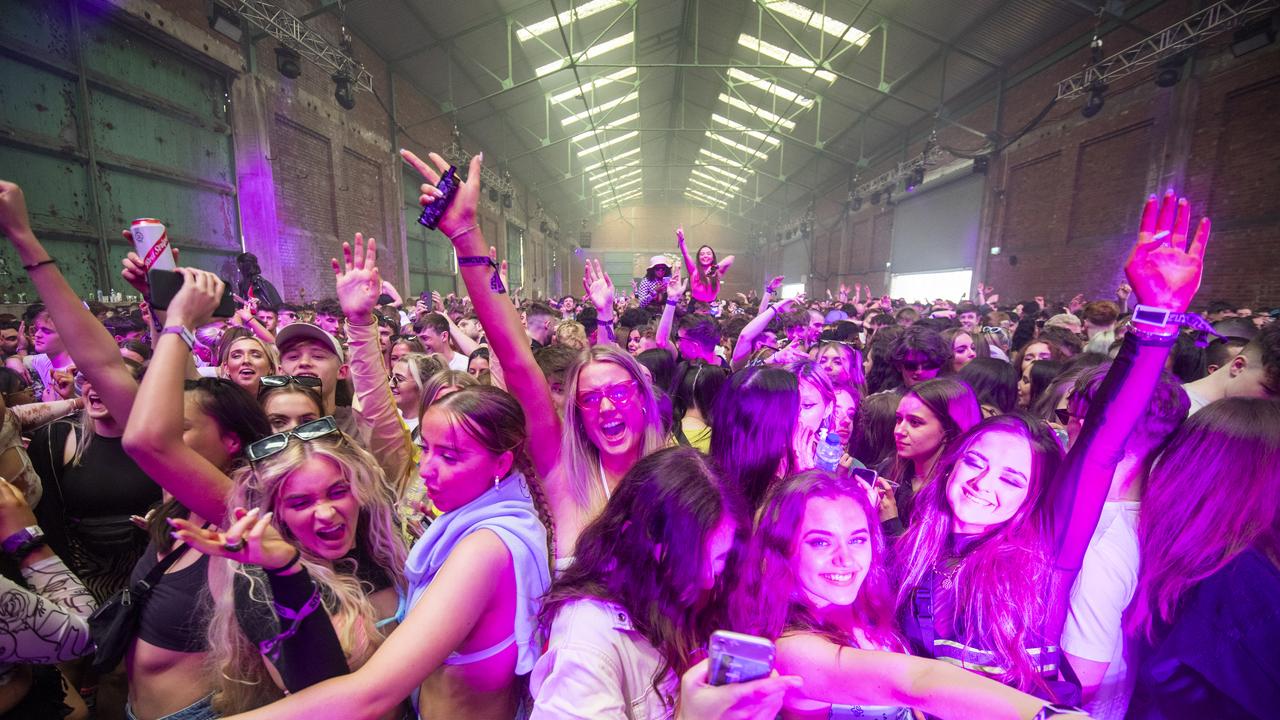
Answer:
[{"left": 793, "top": 0, "right": 1280, "bottom": 309}]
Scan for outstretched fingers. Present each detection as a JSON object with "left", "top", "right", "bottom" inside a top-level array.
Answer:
[
  {"left": 399, "top": 149, "right": 440, "bottom": 185},
  {"left": 1187, "top": 216, "right": 1211, "bottom": 260}
]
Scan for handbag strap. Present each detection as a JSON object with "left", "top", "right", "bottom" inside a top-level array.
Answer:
[
  {"left": 134, "top": 522, "right": 212, "bottom": 594},
  {"left": 910, "top": 571, "right": 937, "bottom": 658}
]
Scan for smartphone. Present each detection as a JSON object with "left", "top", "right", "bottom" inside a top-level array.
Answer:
[
  {"left": 708, "top": 630, "right": 774, "bottom": 686},
  {"left": 148, "top": 269, "right": 237, "bottom": 318},
  {"left": 851, "top": 466, "right": 896, "bottom": 490}
]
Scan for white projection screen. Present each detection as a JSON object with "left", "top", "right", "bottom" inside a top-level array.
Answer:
[{"left": 888, "top": 175, "right": 985, "bottom": 302}]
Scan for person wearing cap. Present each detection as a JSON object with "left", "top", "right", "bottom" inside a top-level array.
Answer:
[
  {"left": 635, "top": 255, "right": 673, "bottom": 307},
  {"left": 274, "top": 322, "right": 361, "bottom": 437}
]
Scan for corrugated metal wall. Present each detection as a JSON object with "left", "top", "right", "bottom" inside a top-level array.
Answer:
[{"left": 0, "top": 0, "right": 240, "bottom": 300}]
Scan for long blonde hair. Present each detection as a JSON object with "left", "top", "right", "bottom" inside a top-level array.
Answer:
[
  {"left": 552, "top": 346, "right": 666, "bottom": 513},
  {"left": 207, "top": 436, "right": 407, "bottom": 714}
]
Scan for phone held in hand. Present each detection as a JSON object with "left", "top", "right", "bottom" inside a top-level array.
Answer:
[
  {"left": 418, "top": 166, "right": 458, "bottom": 230},
  {"left": 147, "top": 269, "right": 237, "bottom": 318},
  {"left": 851, "top": 466, "right": 896, "bottom": 489},
  {"left": 708, "top": 630, "right": 775, "bottom": 686}
]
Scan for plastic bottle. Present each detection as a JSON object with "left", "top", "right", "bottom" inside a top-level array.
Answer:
[{"left": 814, "top": 429, "right": 844, "bottom": 473}]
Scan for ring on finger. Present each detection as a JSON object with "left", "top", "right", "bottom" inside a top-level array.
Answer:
[{"left": 223, "top": 537, "right": 246, "bottom": 553}]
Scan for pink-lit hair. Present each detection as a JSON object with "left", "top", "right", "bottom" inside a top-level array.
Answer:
[
  {"left": 893, "top": 413, "right": 1064, "bottom": 693},
  {"left": 731, "top": 470, "right": 903, "bottom": 652},
  {"left": 1127, "top": 398, "right": 1280, "bottom": 641}
]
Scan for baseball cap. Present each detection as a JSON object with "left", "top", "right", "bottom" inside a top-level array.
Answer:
[{"left": 275, "top": 323, "right": 344, "bottom": 361}]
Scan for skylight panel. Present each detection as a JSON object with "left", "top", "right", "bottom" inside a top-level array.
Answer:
[
  {"left": 537, "top": 32, "right": 635, "bottom": 78},
  {"left": 737, "top": 34, "right": 837, "bottom": 83},
  {"left": 726, "top": 68, "right": 814, "bottom": 108},
  {"left": 581, "top": 146, "right": 641, "bottom": 173},
  {"left": 576, "top": 130, "right": 640, "bottom": 157},
  {"left": 517, "top": 0, "right": 629, "bottom": 42},
  {"left": 707, "top": 131, "right": 770, "bottom": 160},
  {"left": 562, "top": 91, "right": 638, "bottom": 126},
  {"left": 762, "top": 2, "right": 870, "bottom": 47},
  {"left": 711, "top": 113, "right": 781, "bottom": 148},
  {"left": 719, "top": 93, "right": 796, "bottom": 130},
  {"left": 589, "top": 160, "right": 640, "bottom": 183},
  {"left": 550, "top": 67, "right": 637, "bottom": 104},
  {"left": 571, "top": 112, "right": 640, "bottom": 143}
]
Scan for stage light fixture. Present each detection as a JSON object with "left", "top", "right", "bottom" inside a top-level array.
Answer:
[
  {"left": 905, "top": 167, "right": 924, "bottom": 192},
  {"left": 870, "top": 191, "right": 882, "bottom": 206},
  {"left": 207, "top": 2, "right": 243, "bottom": 42},
  {"left": 1081, "top": 83, "right": 1106, "bottom": 118},
  {"left": 1231, "top": 18, "right": 1276, "bottom": 57},
  {"left": 502, "top": 193, "right": 513, "bottom": 209},
  {"left": 333, "top": 73, "right": 356, "bottom": 110},
  {"left": 489, "top": 187, "right": 500, "bottom": 203},
  {"left": 972, "top": 156, "right": 989, "bottom": 175},
  {"left": 1155, "top": 53, "right": 1188, "bottom": 88},
  {"left": 275, "top": 46, "right": 302, "bottom": 79},
  {"left": 851, "top": 196, "right": 863, "bottom": 211}
]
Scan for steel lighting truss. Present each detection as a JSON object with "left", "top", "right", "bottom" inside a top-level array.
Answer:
[
  {"left": 1057, "top": 0, "right": 1279, "bottom": 100},
  {"left": 217, "top": 0, "right": 373, "bottom": 91},
  {"left": 439, "top": 127, "right": 516, "bottom": 210},
  {"left": 853, "top": 138, "right": 945, "bottom": 201}
]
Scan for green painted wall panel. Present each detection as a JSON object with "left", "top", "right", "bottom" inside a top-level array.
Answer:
[
  {"left": 0, "top": 146, "right": 94, "bottom": 235},
  {"left": 96, "top": 167, "right": 237, "bottom": 250},
  {"left": 106, "top": 243, "right": 233, "bottom": 281},
  {"left": 0, "top": 0, "right": 73, "bottom": 61},
  {"left": 78, "top": 19, "right": 227, "bottom": 123},
  {"left": 90, "top": 91, "right": 233, "bottom": 184},
  {"left": 0, "top": 56, "right": 80, "bottom": 147}
]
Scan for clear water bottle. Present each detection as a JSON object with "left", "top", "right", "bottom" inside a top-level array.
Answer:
[{"left": 814, "top": 429, "right": 844, "bottom": 473}]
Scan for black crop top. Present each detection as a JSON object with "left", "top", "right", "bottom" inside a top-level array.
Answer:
[{"left": 129, "top": 542, "right": 212, "bottom": 653}]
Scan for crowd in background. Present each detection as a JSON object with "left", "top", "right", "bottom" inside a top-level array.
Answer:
[{"left": 0, "top": 158, "right": 1274, "bottom": 720}]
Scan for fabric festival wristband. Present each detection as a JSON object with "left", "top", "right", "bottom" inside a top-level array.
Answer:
[
  {"left": 457, "top": 256, "right": 506, "bottom": 294},
  {"left": 1132, "top": 304, "right": 1227, "bottom": 347}
]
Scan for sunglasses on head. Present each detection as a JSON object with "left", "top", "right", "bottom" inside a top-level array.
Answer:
[
  {"left": 245, "top": 415, "right": 340, "bottom": 462},
  {"left": 260, "top": 375, "right": 323, "bottom": 389}
]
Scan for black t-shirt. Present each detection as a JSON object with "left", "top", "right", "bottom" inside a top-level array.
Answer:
[{"left": 1127, "top": 548, "right": 1280, "bottom": 719}]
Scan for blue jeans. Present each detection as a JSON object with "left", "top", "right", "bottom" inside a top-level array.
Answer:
[{"left": 126, "top": 694, "right": 217, "bottom": 720}]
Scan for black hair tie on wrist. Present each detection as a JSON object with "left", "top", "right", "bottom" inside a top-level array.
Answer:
[
  {"left": 266, "top": 547, "right": 303, "bottom": 576},
  {"left": 22, "top": 258, "right": 56, "bottom": 271}
]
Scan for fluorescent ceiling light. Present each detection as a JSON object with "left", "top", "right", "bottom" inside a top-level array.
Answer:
[
  {"left": 690, "top": 169, "right": 742, "bottom": 191},
  {"left": 551, "top": 67, "right": 637, "bottom": 103},
  {"left": 577, "top": 130, "right": 640, "bottom": 157},
  {"left": 763, "top": 1, "right": 871, "bottom": 47},
  {"left": 696, "top": 162, "right": 748, "bottom": 182},
  {"left": 685, "top": 190, "right": 727, "bottom": 207},
  {"left": 711, "top": 113, "right": 781, "bottom": 147},
  {"left": 536, "top": 32, "right": 634, "bottom": 77},
  {"left": 707, "top": 131, "right": 770, "bottom": 160},
  {"left": 571, "top": 112, "right": 640, "bottom": 143},
  {"left": 517, "top": 0, "right": 629, "bottom": 42},
  {"left": 726, "top": 68, "right": 814, "bottom": 108},
  {"left": 599, "top": 185, "right": 640, "bottom": 203},
  {"left": 562, "top": 91, "right": 638, "bottom": 126},
  {"left": 589, "top": 160, "right": 640, "bottom": 182},
  {"left": 581, "top": 146, "right": 641, "bottom": 173},
  {"left": 737, "top": 34, "right": 836, "bottom": 83},
  {"left": 593, "top": 168, "right": 642, "bottom": 186},
  {"left": 688, "top": 177, "right": 736, "bottom": 198},
  {"left": 698, "top": 147, "right": 748, "bottom": 168},
  {"left": 598, "top": 176, "right": 642, "bottom": 194},
  {"left": 719, "top": 93, "right": 796, "bottom": 130}
]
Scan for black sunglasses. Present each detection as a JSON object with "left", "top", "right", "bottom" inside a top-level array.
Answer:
[
  {"left": 260, "top": 375, "right": 323, "bottom": 389},
  {"left": 900, "top": 361, "right": 941, "bottom": 372},
  {"left": 246, "top": 416, "right": 340, "bottom": 462}
]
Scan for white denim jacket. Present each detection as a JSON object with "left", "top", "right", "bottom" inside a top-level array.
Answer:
[{"left": 530, "top": 597, "right": 676, "bottom": 720}]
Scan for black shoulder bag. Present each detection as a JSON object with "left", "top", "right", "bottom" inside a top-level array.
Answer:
[{"left": 87, "top": 540, "right": 191, "bottom": 672}]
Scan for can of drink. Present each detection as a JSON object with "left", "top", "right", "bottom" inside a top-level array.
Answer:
[{"left": 130, "top": 218, "right": 176, "bottom": 271}]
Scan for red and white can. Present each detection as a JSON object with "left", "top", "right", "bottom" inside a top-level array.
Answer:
[{"left": 130, "top": 218, "right": 176, "bottom": 271}]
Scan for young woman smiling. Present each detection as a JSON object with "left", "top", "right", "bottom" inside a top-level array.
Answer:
[
  {"left": 731, "top": 471, "right": 1062, "bottom": 720},
  {"left": 676, "top": 227, "right": 735, "bottom": 304},
  {"left": 884, "top": 378, "right": 982, "bottom": 530},
  {"left": 893, "top": 191, "right": 1213, "bottom": 698},
  {"left": 217, "top": 385, "right": 552, "bottom": 720},
  {"left": 400, "top": 148, "right": 663, "bottom": 565}
]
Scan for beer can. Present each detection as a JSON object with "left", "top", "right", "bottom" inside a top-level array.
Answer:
[{"left": 130, "top": 218, "right": 176, "bottom": 271}]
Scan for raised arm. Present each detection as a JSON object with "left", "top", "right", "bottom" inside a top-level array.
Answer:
[
  {"left": 1045, "top": 191, "right": 1208, "bottom": 639},
  {"left": 400, "top": 150, "right": 561, "bottom": 478},
  {"left": 334, "top": 234, "right": 415, "bottom": 495},
  {"left": 221, "top": 530, "right": 512, "bottom": 720},
  {"left": 776, "top": 634, "right": 1047, "bottom": 720},
  {"left": 732, "top": 297, "right": 794, "bottom": 370},
  {"left": 716, "top": 255, "right": 735, "bottom": 277},
  {"left": 0, "top": 181, "right": 138, "bottom": 421},
  {"left": 121, "top": 268, "right": 236, "bottom": 522},
  {"left": 676, "top": 226, "right": 696, "bottom": 276},
  {"left": 11, "top": 398, "right": 83, "bottom": 430},
  {"left": 583, "top": 259, "right": 617, "bottom": 347},
  {"left": 654, "top": 266, "right": 684, "bottom": 356},
  {"left": 433, "top": 291, "right": 481, "bottom": 357}
]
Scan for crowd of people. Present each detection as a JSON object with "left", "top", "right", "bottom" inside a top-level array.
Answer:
[{"left": 0, "top": 153, "right": 1274, "bottom": 720}]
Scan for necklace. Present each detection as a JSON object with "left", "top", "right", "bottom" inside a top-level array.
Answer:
[{"left": 936, "top": 561, "right": 962, "bottom": 591}]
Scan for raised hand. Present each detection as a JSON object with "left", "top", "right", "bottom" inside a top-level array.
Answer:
[
  {"left": 667, "top": 265, "right": 688, "bottom": 302},
  {"left": 50, "top": 366, "right": 77, "bottom": 400},
  {"left": 332, "top": 233, "right": 381, "bottom": 324},
  {"left": 1126, "top": 190, "right": 1209, "bottom": 313},
  {"left": 488, "top": 246, "right": 510, "bottom": 293},
  {"left": 676, "top": 657, "right": 800, "bottom": 720},
  {"left": 431, "top": 291, "right": 444, "bottom": 313},
  {"left": 170, "top": 507, "right": 300, "bottom": 571},
  {"left": 765, "top": 275, "right": 785, "bottom": 295},
  {"left": 166, "top": 268, "right": 226, "bottom": 330},
  {"left": 838, "top": 283, "right": 850, "bottom": 303},
  {"left": 399, "top": 149, "right": 481, "bottom": 241},
  {"left": 0, "top": 181, "right": 33, "bottom": 241},
  {"left": 583, "top": 259, "right": 615, "bottom": 314},
  {"left": 676, "top": 226, "right": 688, "bottom": 249},
  {"left": 1115, "top": 282, "right": 1132, "bottom": 302},
  {"left": 1034, "top": 295, "right": 1046, "bottom": 310},
  {"left": 1068, "top": 293, "right": 1086, "bottom": 313}
]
